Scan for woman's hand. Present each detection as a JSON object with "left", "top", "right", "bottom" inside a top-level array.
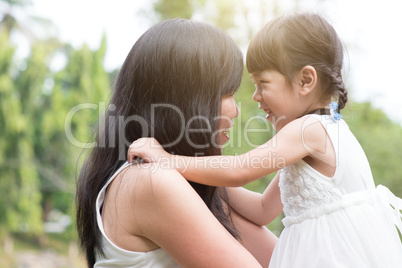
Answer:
[{"left": 127, "top": 137, "right": 170, "bottom": 163}]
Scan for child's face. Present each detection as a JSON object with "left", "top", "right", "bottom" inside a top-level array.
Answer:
[{"left": 251, "top": 70, "right": 303, "bottom": 130}]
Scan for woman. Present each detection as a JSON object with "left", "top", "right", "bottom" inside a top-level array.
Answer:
[{"left": 76, "top": 19, "right": 277, "bottom": 267}]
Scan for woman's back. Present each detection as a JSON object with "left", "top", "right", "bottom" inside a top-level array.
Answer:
[
  {"left": 95, "top": 162, "right": 179, "bottom": 267},
  {"left": 94, "top": 161, "right": 270, "bottom": 267}
]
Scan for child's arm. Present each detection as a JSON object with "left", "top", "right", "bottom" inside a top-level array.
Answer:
[
  {"left": 227, "top": 172, "right": 283, "bottom": 226},
  {"left": 128, "top": 116, "right": 324, "bottom": 187}
]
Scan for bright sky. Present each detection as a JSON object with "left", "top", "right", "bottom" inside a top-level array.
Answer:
[{"left": 22, "top": 0, "right": 402, "bottom": 125}]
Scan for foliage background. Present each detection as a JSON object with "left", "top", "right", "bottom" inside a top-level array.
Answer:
[{"left": 0, "top": 0, "right": 401, "bottom": 266}]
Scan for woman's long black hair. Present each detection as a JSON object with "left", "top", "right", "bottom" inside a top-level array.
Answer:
[{"left": 76, "top": 19, "right": 244, "bottom": 267}]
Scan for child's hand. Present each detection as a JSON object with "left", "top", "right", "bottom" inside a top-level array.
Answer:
[{"left": 127, "top": 137, "right": 170, "bottom": 163}]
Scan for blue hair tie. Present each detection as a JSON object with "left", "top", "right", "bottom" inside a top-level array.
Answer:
[{"left": 330, "top": 102, "right": 342, "bottom": 121}]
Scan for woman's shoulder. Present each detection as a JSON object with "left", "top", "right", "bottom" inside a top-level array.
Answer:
[
  {"left": 103, "top": 163, "right": 200, "bottom": 249},
  {"left": 116, "top": 163, "right": 192, "bottom": 201}
]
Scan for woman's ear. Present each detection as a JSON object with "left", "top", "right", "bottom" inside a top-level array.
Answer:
[{"left": 298, "top": 65, "right": 317, "bottom": 96}]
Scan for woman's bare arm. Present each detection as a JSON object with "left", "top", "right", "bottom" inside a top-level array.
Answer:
[{"left": 231, "top": 209, "right": 278, "bottom": 268}]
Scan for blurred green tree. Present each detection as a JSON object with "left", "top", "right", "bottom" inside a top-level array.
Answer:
[
  {"left": 344, "top": 102, "right": 402, "bottom": 196},
  {"left": 0, "top": 2, "right": 111, "bottom": 250},
  {"left": 37, "top": 35, "right": 110, "bottom": 234},
  {"left": 0, "top": 27, "right": 43, "bottom": 252},
  {"left": 154, "top": 0, "right": 194, "bottom": 19}
]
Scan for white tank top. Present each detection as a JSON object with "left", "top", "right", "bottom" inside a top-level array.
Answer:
[{"left": 94, "top": 162, "right": 180, "bottom": 268}]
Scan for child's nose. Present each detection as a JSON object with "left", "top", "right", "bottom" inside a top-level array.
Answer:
[
  {"left": 234, "top": 103, "right": 239, "bottom": 119},
  {"left": 252, "top": 90, "right": 262, "bottom": 103}
]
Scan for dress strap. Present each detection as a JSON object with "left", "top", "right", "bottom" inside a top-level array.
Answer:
[{"left": 376, "top": 185, "right": 402, "bottom": 232}]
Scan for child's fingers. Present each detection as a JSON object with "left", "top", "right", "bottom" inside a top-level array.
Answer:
[
  {"left": 127, "top": 138, "right": 150, "bottom": 162},
  {"left": 127, "top": 148, "right": 139, "bottom": 163},
  {"left": 130, "top": 138, "right": 147, "bottom": 148},
  {"left": 128, "top": 140, "right": 143, "bottom": 162},
  {"left": 127, "top": 137, "right": 159, "bottom": 162}
]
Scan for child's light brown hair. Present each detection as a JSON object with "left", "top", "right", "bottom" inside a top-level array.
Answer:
[{"left": 246, "top": 12, "right": 348, "bottom": 112}]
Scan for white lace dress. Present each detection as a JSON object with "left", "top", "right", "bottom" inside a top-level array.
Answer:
[{"left": 269, "top": 114, "right": 402, "bottom": 268}]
